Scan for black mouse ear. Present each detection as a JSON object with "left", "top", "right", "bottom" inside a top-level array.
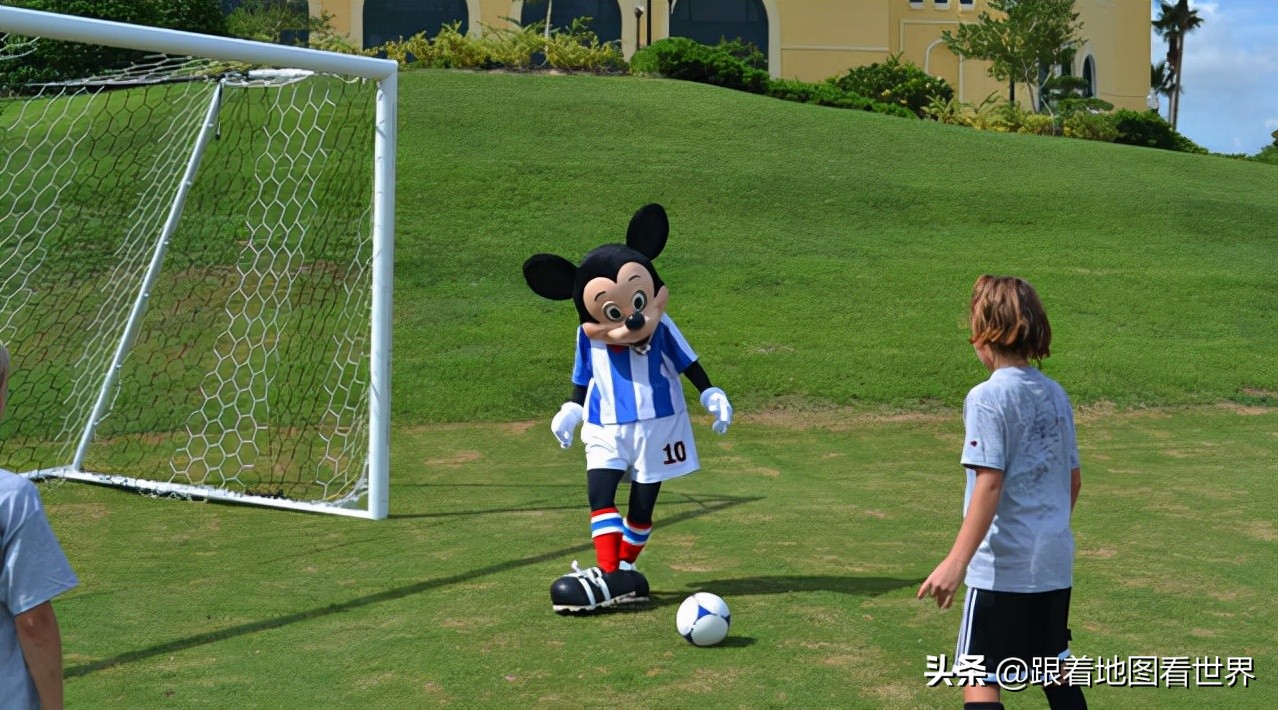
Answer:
[
  {"left": 523, "top": 254, "right": 578, "bottom": 301},
  {"left": 626, "top": 203, "right": 668, "bottom": 260}
]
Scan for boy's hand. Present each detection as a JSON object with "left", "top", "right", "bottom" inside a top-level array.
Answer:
[{"left": 917, "top": 557, "right": 966, "bottom": 609}]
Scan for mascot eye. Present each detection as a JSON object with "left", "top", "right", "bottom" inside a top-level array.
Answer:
[
  {"left": 602, "top": 302, "right": 624, "bottom": 322},
  {"left": 631, "top": 291, "right": 647, "bottom": 311}
]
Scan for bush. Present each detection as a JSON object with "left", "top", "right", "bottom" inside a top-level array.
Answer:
[
  {"left": 542, "top": 18, "right": 626, "bottom": 73},
  {"left": 829, "top": 53, "right": 953, "bottom": 118},
  {"left": 1253, "top": 145, "right": 1278, "bottom": 165},
  {"left": 159, "top": 0, "right": 228, "bottom": 37},
  {"left": 1111, "top": 109, "right": 1206, "bottom": 153},
  {"left": 923, "top": 92, "right": 1002, "bottom": 129},
  {"left": 630, "top": 37, "right": 769, "bottom": 94},
  {"left": 375, "top": 19, "right": 624, "bottom": 73},
  {"left": 1062, "top": 111, "right": 1119, "bottom": 143},
  {"left": 0, "top": 0, "right": 164, "bottom": 90}
]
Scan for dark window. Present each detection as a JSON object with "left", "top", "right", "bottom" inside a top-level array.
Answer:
[
  {"left": 519, "top": 0, "right": 622, "bottom": 43},
  {"left": 1082, "top": 56, "right": 1095, "bottom": 97},
  {"left": 363, "top": 0, "right": 469, "bottom": 49},
  {"left": 669, "top": 0, "right": 767, "bottom": 58}
]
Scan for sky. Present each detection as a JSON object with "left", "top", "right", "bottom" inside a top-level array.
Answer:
[{"left": 1149, "top": 0, "right": 1278, "bottom": 155}]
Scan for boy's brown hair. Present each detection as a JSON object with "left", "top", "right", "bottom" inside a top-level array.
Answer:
[{"left": 969, "top": 275, "right": 1051, "bottom": 363}]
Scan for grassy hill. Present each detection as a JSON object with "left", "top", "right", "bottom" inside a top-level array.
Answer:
[
  {"left": 391, "top": 69, "right": 1277, "bottom": 425},
  {"left": 25, "top": 68, "right": 1276, "bottom": 710}
]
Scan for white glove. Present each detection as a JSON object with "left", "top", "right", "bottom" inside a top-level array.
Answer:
[
  {"left": 699, "top": 387, "right": 733, "bottom": 435},
  {"left": 551, "top": 402, "right": 584, "bottom": 448}
]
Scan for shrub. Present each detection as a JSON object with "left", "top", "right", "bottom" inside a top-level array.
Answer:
[
  {"left": 1016, "top": 113, "right": 1058, "bottom": 136},
  {"left": 0, "top": 0, "right": 164, "bottom": 90},
  {"left": 542, "top": 18, "right": 626, "bottom": 73},
  {"left": 1253, "top": 145, "right": 1278, "bottom": 166},
  {"left": 226, "top": 0, "right": 312, "bottom": 44},
  {"left": 630, "top": 37, "right": 769, "bottom": 94},
  {"left": 1062, "top": 111, "right": 1119, "bottom": 143},
  {"left": 923, "top": 92, "right": 1002, "bottom": 129},
  {"left": 1111, "top": 109, "right": 1205, "bottom": 153},
  {"left": 158, "top": 0, "right": 228, "bottom": 37},
  {"left": 764, "top": 78, "right": 914, "bottom": 117},
  {"left": 421, "top": 23, "right": 490, "bottom": 69},
  {"left": 829, "top": 53, "right": 953, "bottom": 118}
]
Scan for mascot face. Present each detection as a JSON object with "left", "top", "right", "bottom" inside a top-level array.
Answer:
[{"left": 524, "top": 204, "right": 671, "bottom": 350}]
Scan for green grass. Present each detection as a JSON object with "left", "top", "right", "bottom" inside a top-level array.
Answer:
[
  {"left": 390, "top": 70, "right": 1276, "bottom": 422},
  {"left": 10, "top": 67, "right": 1278, "bottom": 707},
  {"left": 47, "top": 406, "right": 1276, "bottom": 708}
]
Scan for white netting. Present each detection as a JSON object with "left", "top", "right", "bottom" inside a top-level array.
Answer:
[{"left": 0, "top": 40, "right": 379, "bottom": 510}]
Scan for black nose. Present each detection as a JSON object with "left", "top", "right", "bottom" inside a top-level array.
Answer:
[{"left": 624, "top": 312, "right": 645, "bottom": 331}]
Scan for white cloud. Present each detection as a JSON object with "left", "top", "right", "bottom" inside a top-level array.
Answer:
[{"left": 1150, "top": 0, "right": 1278, "bottom": 154}]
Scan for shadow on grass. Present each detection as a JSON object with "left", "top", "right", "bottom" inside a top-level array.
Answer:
[
  {"left": 66, "top": 491, "right": 762, "bottom": 678},
  {"left": 634, "top": 576, "right": 920, "bottom": 610},
  {"left": 389, "top": 486, "right": 744, "bottom": 520},
  {"left": 684, "top": 575, "right": 921, "bottom": 599}
]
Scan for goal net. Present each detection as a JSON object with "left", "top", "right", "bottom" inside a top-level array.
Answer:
[{"left": 0, "top": 6, "right": 396, "bottom": 519}]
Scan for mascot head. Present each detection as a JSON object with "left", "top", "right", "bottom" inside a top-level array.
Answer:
[{"left": 523, "top": 204, "right": 671, "bottom": 349}]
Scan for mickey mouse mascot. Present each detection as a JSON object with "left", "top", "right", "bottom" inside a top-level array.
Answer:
[{"left": 523, "top": 203, "right": 733, "bottom": 614}]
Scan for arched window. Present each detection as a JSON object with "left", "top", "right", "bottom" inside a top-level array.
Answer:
[
  {"left": 669, "top": 0, "right": 767, "bottom": 59},
  {"left": 363, "top": 0, "right": 470, "bottom": 49},
  {"left": 1082, "top": 55, "right": 1096, "bottom": 98},
  {"left": 519, "top": 0, "right": 622, "bottom": 44}
]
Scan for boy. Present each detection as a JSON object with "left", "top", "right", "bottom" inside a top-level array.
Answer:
[
  {"left": 0, "top": 346, "right": 79, "bottom": 709},
  {"left": 918, "top": 276, "right": 1085, "bottom": 710}
]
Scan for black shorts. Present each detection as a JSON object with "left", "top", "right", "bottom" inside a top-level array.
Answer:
[{"left": 956, "top": 587, "right": 1074, "bottom": 682}]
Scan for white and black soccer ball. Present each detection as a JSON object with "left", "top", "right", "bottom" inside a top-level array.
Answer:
[{"left": 676, "top": 592, "right": 731, "bottom": 646}]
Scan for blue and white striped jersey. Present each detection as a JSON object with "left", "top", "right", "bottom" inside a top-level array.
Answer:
[{"left": 572, "top": 314, "right": 698, "bottom": 425}]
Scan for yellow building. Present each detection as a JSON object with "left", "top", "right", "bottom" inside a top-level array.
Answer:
[{"left": 307, "top": 0, "right": 1151, "bottom": 111}]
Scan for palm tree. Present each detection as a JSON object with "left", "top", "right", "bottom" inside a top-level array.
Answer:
[
  {"left": 1152, "top": 0, "right": 1203, "bottom": 130},
  {"left": 1149, "top": 60, "right": 1176, "bottom": 119}
]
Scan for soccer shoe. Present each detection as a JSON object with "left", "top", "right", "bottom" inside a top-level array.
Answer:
[
  {"left": 550, "top": 561, "right": 649, "bottom": 614},
  {"left": 612, "top": 565, "right": 650, "bottom": 606}
]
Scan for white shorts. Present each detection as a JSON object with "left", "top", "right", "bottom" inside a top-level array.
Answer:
[{"left": 581, "top": 413, "right": 699, "bottom": 484}]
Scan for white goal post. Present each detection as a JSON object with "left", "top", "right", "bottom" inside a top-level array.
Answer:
[{"left": 0, "top": 6, "right": 396, "bottom": 519}]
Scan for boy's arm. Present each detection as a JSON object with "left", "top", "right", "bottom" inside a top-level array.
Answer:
[
  {"left": 917, "top": 467, "right": 1003, "bottom": 609},
  {"left": 15, "top": 600, "right": 65, "bottom": 710}
]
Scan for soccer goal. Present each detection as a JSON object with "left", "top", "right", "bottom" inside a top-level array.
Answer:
[{"left": 0, "top": 6, "right": 396, "bottom": 519}]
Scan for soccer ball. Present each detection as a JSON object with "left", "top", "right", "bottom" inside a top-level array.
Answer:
[{"left": 676, "top": 592, "right": 731, "bottom": 646}]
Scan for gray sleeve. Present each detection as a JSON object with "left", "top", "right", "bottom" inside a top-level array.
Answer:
[
  {"left": 1, "top": 492, "right": 78, "bottom": 616},
  {"left": 960, "top": 388, "right": 1005, "bottom": 472}
]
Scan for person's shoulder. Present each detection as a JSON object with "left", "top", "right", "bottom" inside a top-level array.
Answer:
[
  {"left": 0, "top": 470, "right": 36, "bottom": 496},
  {"left": 0, "top": 471, "right": 42, "bottom": 521},
  {"left": 964, "top": 376, "right": 998, "bottom": 403}
]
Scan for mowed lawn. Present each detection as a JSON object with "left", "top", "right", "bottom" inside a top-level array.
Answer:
[{"left": 23, "top": 68, "right": 1278, "bottom": 707}]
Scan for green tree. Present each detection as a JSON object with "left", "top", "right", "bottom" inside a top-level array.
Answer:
[
  {"left": 158, "top": 0, "right": 229, "bottom": 37},
  {"left": 941, "top": 0, "right": 1084, "bottom": 115},
  {"left": 0, "top": 0, "right": 163, "bottom": 90},
  {"left": 1149, "top": 60, "right": 1176, "bottom": 119},
  {"left": 226, "top": 0, "right": 314, "bottom": 45},
  {"left": 1152, "top": 0, "right": 1204, "bottom": 130}
]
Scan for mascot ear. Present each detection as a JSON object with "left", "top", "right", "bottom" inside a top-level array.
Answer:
[
  {"left": 523, "top": 253, "right": 578, "bottom": 301},
  {"left": 626, "top": 203, "right": 668, "bottom": 260}
]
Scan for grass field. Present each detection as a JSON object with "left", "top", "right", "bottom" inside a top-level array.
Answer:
[{"left": 16, "top": 68, "right": 1278, "bottom": 707}]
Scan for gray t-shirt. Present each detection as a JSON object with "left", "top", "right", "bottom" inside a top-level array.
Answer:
[
  {"left": 960, "top": 366, "right": 1078, "bottom": 593},
  {"left": 0, "top": 472, "right": 78, "bottom": 708}
]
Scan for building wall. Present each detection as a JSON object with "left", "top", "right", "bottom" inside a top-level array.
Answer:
[{"left": 311, "top": 0, "right": 1150, "bottom": 111}]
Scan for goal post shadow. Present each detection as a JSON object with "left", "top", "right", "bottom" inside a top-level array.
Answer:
[{"left": 65, "top": 492, "right": 762, "bottom": 678}]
